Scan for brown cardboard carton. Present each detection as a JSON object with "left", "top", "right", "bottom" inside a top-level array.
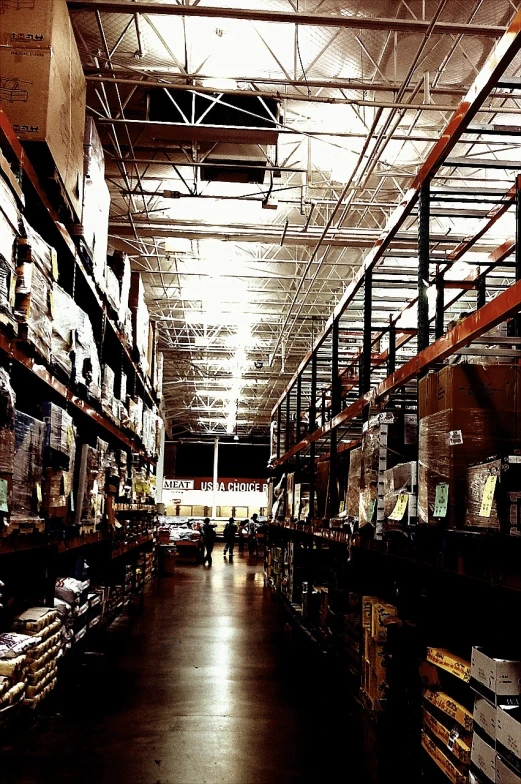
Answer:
[
  {"left": 0, "top": 0, "right": 72, "bottom": 48},
  {"left": 418, "top": 408, "right": 517, "bottom": 527},
  {"left": 0, "top": 1, "right": 86, "bottom": 219},
  {"left": 437, "top": 364, "right": 518, "bottom": 427},
  {"left": 423, "top": 709, "right": 471, "bottom": 765},
  {"left": 423, "top": 689, "right": 474, "bottom": 732},
  {"left": 427, "top": 647, "right": 471, "bottom": 682},
  {"left": 371, "top": 601, "right": 397, "bottom": 642},
  {"left": 422, "top": 731, "right": 468, "bottom": 784},
  {"left": 419, "top": 371, "right": 440, "bottom": 420}
]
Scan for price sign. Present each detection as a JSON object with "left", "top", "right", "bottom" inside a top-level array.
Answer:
[
  {"left": 448, "top": 430, "right": 463, "bottom": 446},
  {"left": 389, "top": 493, "right": 409, "bottom": 521},
  {"left": 479, "top": 475, "right": 497, "bottom": 518},
  {"left": 434, "top": 483, "right": 449, "bottom": 518}
]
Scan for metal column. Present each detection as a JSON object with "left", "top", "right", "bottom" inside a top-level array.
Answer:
[
  {"left": 211, "top": 437, "right": 219, "bottom": 519},
  {"left": 477, "top": 275, "right": 486, "bottom": 310},
  {"left": 285, "top": 389, "right": 291, "bottom": 453},
  {"left": 276, "top": 405, "right": 282, "bottom": 460},
  {"left": 328, "top": 318, "right": 340, "bottom": 518},
  {"left": 362, "top": 271, "right": 372, "bottom": 394},
  {"left": 387, "top": 321, "right": 396, "bottom": 376},
  {"left": 515, "top": 174, "right": 521, "bottom": 337},
  {"left": 309, "top": 351, "right": 317, "bottom": 521},
  {"left": 418, "top": 181, "right": 431, "bottom": 353},
  {"left": 435, "top": 267, "right": 445, "bottom": 340}
]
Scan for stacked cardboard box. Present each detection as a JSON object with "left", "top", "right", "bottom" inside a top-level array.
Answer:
[
  {"left": 421, "top": 647, "right": 473, "bottom": 783},
  {"left": 360, "top": 596, "right": 398, "bottom": 711},
  {"left": 55, "top": 576, "right": 90, "bottom": 647},
  {"left": 0, "top": 169, "right": 19, "bottom": 328},
  {"left": 0, "top": 0, "right": 86, "bottom": 220},
  {"left": 465, "top": 456, "right": 521, "bottom": 535},
  {"left": 10, "top": 411, "right": 45, "bottom": 532},
  {"left": 469, "top": 647, "right": 521, "bottom": 784},
  {"left": 129, "top": 272, "right": 151, "bottom": 376},
  {"left": 383, "top": 461, "right": 418, "bottom": 531},
  {"left": 41, "top": 402, "right": 76, "bottom": 524},
  {"left": 80, "top": 116, "right": 110, "bottom": 283},
  {"left": 418, "top": 365, "right": 519, "bottom": 528},
  {"left": 14, "top": 219, "right": 56, "bottom": 361}
]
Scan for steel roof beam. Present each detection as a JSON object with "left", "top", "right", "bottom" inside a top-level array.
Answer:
[
  {"left": 271, "top": 6, "right": 521, "bottom": 415},
  {"left": 67, "top": 1, "right": 504, "bottom": 37}
]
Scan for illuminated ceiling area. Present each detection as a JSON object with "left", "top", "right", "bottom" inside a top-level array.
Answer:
[{"left": 68, "top": 0, "right": 521, "bottom": 438}]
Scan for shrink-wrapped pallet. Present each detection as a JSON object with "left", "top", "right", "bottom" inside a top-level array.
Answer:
[{"left": 11, "top": 411, "right": 45, "bottom": 527}]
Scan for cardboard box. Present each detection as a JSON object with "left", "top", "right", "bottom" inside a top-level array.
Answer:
[
  {"left": 466, "top": 456, "right": 521, "bottom": 534},
  {"left": 423, "top": 689, "right": 474, "bottom": 732},
  {"left": 371, "top": 601, "right": 397, "bottom": 642},
  {"left": 474, "top": 696, "right": 498, "bottom": 743},
  {"left": 419, "top": 370, "right": 439, "bottom": 420},
  {"left": 471, "top": 648, "right": 521, "bottom": 706},
  {"left": 427, "top": 647, "right": 471, "bottom": 683},
  {"left": 471, "top": 733, "right": 497, "bottom": 784},
  {"left": 437, "top": 364, "right": 518, "bottom": 420},
  {"left": 497, "top": 755, "right": 521, "bottom": 784},
  {"left": 423, "top": 708, "right": 471, "bottom": 765},
  {"left": 362, "top": 596, "right": 379, "bottom": 630},
  {"left": 0, "top": 0, "right": 86, "bottom": 219},
  {"left": 497, "top": 707, "right": 521, "bottom": 774},
  {"left": 422, "top": 730, "right": 468, "bottom": 784}
]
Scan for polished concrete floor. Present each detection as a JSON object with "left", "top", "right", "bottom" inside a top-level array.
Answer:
[{"left": 0, "top": 546, "right": 374, "bottom": 784}]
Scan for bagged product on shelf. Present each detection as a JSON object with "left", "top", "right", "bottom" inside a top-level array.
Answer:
[
  {"left": 128, "top": 396, "right": 143, "bottom": 437},
  {"left": 12, "top": 608, "right": 58, "bottom": 634},
  {"left": 11, "top": 411, "right": 45, "bottom": 524},
  {"left": 465, "top": 455, "right": 521, "bottom": 534},
  {"left": 0, "top": 632, "right": 39, "bottom": 659}
]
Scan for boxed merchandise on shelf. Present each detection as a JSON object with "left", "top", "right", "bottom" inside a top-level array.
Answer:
[
  {"left": 74, "top": 443, "right": 105, "bottom": 530},
  {"left": 105, "top": 251, "right": 131, "bottom": 328},
  {"left": 15, "top": 219, "right": 56, "bottom": 360},
  {"left": 50, "top": 285, "right": 101, "bottom": 398},
  {"left": 10, "top": 411, "right": 45, "bottom": 529},
  {"left": 346, "top": 446, "right": 362, "bottom": 520},
  {"left": 101, "top": 365, "right": 117, "bottom": 420},
  {"left": 0, "top": 176, "right": 18, "bottom": 327},
  {"left": 418, "top": 365, "right": 519, "bottom": 527},
  {"left": 0, "top": 0, "right": 86, "bottom": 220},
  {"left": 79, "top": 116, "right": 110, "bottom": 282},
  {"left": 129, "top": 272, "right": 150, "bottom": 375},
  {"left": 359, "top": 410, "right": 417, "bottom": 527},
  {"left": 383, "top": 461, "right": 417, "bottom": 530},
  {"left": 471, "top": 731, "right": 497, "bottom": 783},
  {"left": 471, "top": 647, "right": 521, "bottom": 707},
  {"left": 427, "top": 647, "right": 472, "bottom": 683},
  {"left": 497, "top": 707, "right": 521, "bottom": 775},
  {"left": 465, "top": 456, "right": 521, "bottom": 534},
  {"left": 41, "top": 402, "right": 75, "bottom": 466}
]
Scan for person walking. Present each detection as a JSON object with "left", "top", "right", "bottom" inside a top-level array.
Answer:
[
  {"left": 201, "top": 518, "right": 216, "bottom": 567},
  {"left": 223, "top": 517, "right": 238, "bottom": 558},
  {"left": 247, "top": 518, "right": 259, "bottom": 556},
  {"left": 238, "top": 519, "right": 248, "bottom": 552}
]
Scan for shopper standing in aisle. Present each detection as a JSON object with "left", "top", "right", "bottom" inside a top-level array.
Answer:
[
  {"left": 201, "top": 518, "right": 216, "bottom": 566},
  {"left": 247, "top": 517, "right": 259, "bottom": 556},
  {"left": 223, "top": 517, "right": 238, "bottom": 558},
  {"left": 238, "top": 519, "right": 248, "bottom": 552}
]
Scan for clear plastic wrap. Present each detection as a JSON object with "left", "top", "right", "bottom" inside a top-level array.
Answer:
[
  {"left": 50, "top": 285, "right": 75, "bottom": 379},
  {"left": 155, "top": 351, "right": 164, "bottom": 398},
  {"left": 83, "top": 117, "right": 109, "bottom": 287},
  {"left": 19, "top": 218, "right": 56, "bottom": 280},
  {"left": 74, "top": 444, "right": 104, "bottom": 528},
  {"left": 346, "top": 446, "right": 362, "bottom": 519},
  {"left": 101, "top": 365, "right": 115, "bottom": 414},
  {"left": 51, "top": 285, "right": 101, "bottom": 397},
  {"left": 383, "top": 461, "right": 417, "bottom": 530},
  {"left": 74, "top": 307, "right": 101, "bottom": 399},
  {"left": 41, "top": 402, "right": 75, "bottom": 466},
  {"left": 0, "top": 367, "right": 16, "bottom": 475},
  {"left": 465, "top": 456, "right": 521, "bottom": 533},
  {"left": 129, "top": 272, "right": 150, "bottom": 374},
  {"left": 14, "top": 262, "right": 52, "bottom": 361},
  {"left": 12, "top": 411, "right": 45, "bottom": 521},
  {"left": 418, "top": 409, "right": 517, "bottom": 528}
]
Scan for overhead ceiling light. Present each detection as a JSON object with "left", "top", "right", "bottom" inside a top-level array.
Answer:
[{"left": 201, "top": 77, "right": 238, "bottom": 91}]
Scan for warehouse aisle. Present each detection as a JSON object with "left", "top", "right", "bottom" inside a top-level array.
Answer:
[{"left": 0, "top": 546, "right": 373, "bottom": 784}]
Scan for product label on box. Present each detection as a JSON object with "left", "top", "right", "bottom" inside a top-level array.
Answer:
[
  {"left": 448, "top": 429, "right": 464, "bottom": 445},
  {"left": 389, "top": 493, "right": 409, "bottom": 521},
  {"left": 379, "top": 412, "right": 396, "bottom": 424},
  {"left": 404, "top": 413, "right": 418, "bottom": 445},
  {"left": 479, "top": 475, "right": 497, "bottom": 518},
  {"left": 434, "top": 483, "right": 449, "bottom": 518},
  {"left": 508, "top": 456, "right": 521, "bottom": 464},
  {"left": 0, "top": 479, "right": 8, "bottom": 514}
]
